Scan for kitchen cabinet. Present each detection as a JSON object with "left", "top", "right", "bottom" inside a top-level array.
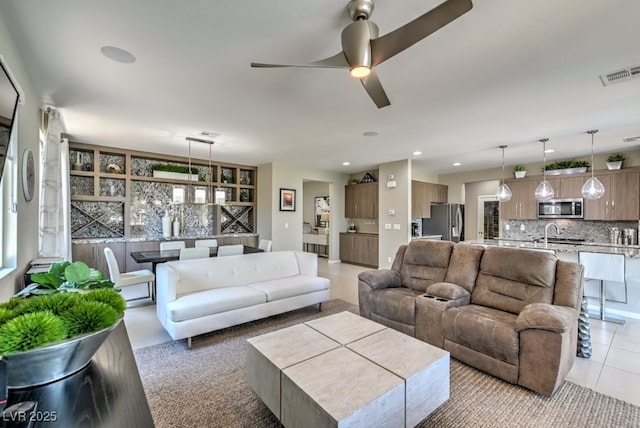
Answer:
[
  {"left": 72, "top": 242, "right": 127, "bottom": 281},
  {"left": 411, "top": 181, "right": 448, "bottom": 218},
  {"left": 501, "top": 179, "right": 539, "bottom": 219},
  {"left": 584, "top": 171, "right": 639, "bottom": 220},
  {"left": 339, "top": 233, "right": 378, "bottom": 268},
  {"left": 344, "top": 182, "right": 378, "bottom": 219}
]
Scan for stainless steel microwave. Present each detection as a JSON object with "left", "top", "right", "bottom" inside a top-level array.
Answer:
[{"left": 537, "top": 198, "right": 583, "bottom": 219}]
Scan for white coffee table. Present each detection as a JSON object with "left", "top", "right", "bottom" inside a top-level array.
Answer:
[{"left": 246, "top": 311, "right": 449, "bottom": 427}]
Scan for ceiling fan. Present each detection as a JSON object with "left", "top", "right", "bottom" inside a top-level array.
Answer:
[{"left": 251, "top": 0, "right": 473, "bottom": 108}]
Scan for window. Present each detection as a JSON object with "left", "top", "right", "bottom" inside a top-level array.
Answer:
[{"left": 0, "top": 126, "right": 18, "bottom": 276}]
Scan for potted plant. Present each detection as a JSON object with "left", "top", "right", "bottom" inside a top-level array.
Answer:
[
  {"left": 606, "top": 153, "right": 625, "bottom": 170},
  {"left": 0, "top": 261, "right": 126, "bottom": 387},
  {"left": 513, "top": 165, "right": 526, "bottom": 179},
  {"left": 151, "top": 164, "right": 200, "bottom": 181},
  {"left": 545, "top": 160, "right": 589, "bottom": 175},
  {"left": 240, "top": 189, "right": 250, "bottom": 202}
]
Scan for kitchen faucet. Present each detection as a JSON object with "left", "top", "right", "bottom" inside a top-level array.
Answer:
[{"left": 544, "top": 223, "right": 560, "bottom": 248}]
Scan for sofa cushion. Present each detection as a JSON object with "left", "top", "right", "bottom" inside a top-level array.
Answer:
[
  {"left": 472, "top": 247, "right": 557, "bottom": 314},
  {"left": 249, "top": 275, "right": 329, "bottom": 301},
  {"left": 369, "top": 287, "right": 424, "bottom": 325},
  {"left": 443, "top": 244, "right": 484, "bottom": 292},
  {"left": 400, "top": 240, "right": 454, "bottom": 291},
  {"left": 442, "top": 304, "right": 519, "bottom": 365},
  {"left": 168, "top": 286, "right": 266, "bottom": 322}
]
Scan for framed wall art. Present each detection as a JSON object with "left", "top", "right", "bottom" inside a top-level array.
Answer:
[
  {"left": 314, "top": 196, "right": 329, "bottom": 227},
  {"left": 279, "top": 188, "right": 296, "bottom": 211}
]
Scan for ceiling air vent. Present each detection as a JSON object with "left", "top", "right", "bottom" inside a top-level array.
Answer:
[
  {"left": 622, "top": 136, "right": 640, "bottom": 143},
  {"left": 600, "top": 65, "right": 640, "bottom": 86}
]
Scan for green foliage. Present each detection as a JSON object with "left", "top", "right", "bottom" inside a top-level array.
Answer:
[
  {"left": 513, "top": 164, "right": 526, "bottom": 172},
  {"left": 83, "top": 289, "right": 126, "bottom": 315},
  {"left": 0, "top": 312, "right": 67, "bottom": 355},
  {"left": 151, "top": 164, "right": 199, "bottom": 174},
  {"left": 0, "top": 297, "right": 25, "bottom": 311},
  {"left": 61, "top": 301, "right": 118, "bottom": 337},
  {"left": 0, "top": 308, "right": 16, "bottom": 325},
  {"left": 17, "top": 261, "right": 115, "bottom": 298},
  {"left": 545, "top": 160, "right": 590, "bottom": 170},
  {"left": 14, "top": 293, "right": 81, "bottom": 316},
  {"left": 607, "top": 153, "right": 625, "bottom": 162}
]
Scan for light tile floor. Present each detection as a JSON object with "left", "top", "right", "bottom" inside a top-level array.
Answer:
[{"left": 123, "top": 257, "right": 640, "bottom": 407}]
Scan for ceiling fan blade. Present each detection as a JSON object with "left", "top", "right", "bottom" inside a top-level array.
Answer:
[
  {"left": 370, "top": 0, "right": 472, "bottom": 66},
  {"left": 251, "top": 52, "right": 350, "bottom": 69},
  {"left": 360, "top": 71, "right": 390, "bottom": 108}
]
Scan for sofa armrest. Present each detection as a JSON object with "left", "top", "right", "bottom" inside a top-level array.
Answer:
[
  {"left": 155, "top": 263, "right": 178, "bottom": 328},
  {"left": 425, "top": 282, "right": 471, "bottom": 303},
  {"left": 515, "top": 303, "right": 577, "bottom": 334},
  {"left": 295, "top": 251, "right": 318, "bottom": 276},
  {"left": 358, "top": 269, "right": 401, "bottom": 290}
]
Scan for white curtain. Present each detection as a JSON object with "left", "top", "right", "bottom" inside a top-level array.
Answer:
[{"left": 38, "top": 109, "right": 71, "bottom": 259}]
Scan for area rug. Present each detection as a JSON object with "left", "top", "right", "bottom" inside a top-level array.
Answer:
[{"left": 134, "top": 300, "right": 640, "bottom": 427}]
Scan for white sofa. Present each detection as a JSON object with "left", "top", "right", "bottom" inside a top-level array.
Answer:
[{"left": 155, "top": 250, "right": 330, "bottom": 346}]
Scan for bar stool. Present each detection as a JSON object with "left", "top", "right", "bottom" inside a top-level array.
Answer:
[{"left": 578, "top": 251, "right": 626, "bottom": 325}]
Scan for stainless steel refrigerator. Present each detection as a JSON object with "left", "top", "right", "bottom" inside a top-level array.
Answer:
[{"left": 421, "top": 204, "right": 464, "bottom": 242}]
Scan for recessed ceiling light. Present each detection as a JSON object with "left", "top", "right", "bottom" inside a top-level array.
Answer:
[
  {"left": 342, "top": 161, "right": 350, "bottom": 166},
  {"left": 101, "top": 46, "right": 136, "bottom": 63},
  {"left": 362, "top": 131, "right": 378, "bottom": 137},
  {"left": 200, "top": 131, "right": 219, "bottom": 138},
  {"left": 413, "top": 151, "right": 422, "bottom": 156},
  {"left": 453, "top": 162, "right": 462, "bottom": 167}
]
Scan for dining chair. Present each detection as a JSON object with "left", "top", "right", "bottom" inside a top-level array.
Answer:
[
  {"left": 104, "top": 247, "right": 155, "bottom": 301},
  {"left": 258, "top": 239, "right": 272, "bottom": 252},
  {"left": 195, "top": 239, "right": 218, "bottom": 248},
  {"left": 217, "top": 244, "right": 244, "bottom": 257},
  {"left": 179, "top": 247, "right": 210, "bottom": 261},
  {"left": 160, "top": 241, "right": 186, "bottom": 251}
]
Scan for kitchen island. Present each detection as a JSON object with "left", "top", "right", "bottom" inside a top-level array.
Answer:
[{"left": 466, "top": 238, "right": 640, "bottom": 320}]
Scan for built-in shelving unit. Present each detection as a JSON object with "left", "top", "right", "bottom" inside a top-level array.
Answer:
[{"left": 69, "top": 142, "right": 257, "bottom": 239}]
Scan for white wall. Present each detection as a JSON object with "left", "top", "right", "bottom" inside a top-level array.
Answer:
[
  {"left": 0, "top": 12, "right": 41, "bottom": 299},
  {"left": 264, "top": 162, "right": 348, "bottom": 263},
  {"left": 378, "top": 160, "right": 411, "bottom": 269}
]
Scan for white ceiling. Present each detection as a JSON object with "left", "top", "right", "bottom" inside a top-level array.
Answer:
[{"left": 2, "top": 0, "right": 640, "bottom": 175}]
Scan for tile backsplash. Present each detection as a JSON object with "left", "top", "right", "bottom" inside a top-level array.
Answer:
[{"left": 502, "top": 219, "right": 639, "bottom": 244}]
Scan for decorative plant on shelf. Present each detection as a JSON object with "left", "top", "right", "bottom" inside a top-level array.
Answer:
[
  {"left": 606, "top": 153, "right": 625, "bottom": 170},
  {"left": 545, "top": 160, "right": 589, "bottom": 170},
  {"left": 0, "top": 261, "right": 125, "bottom": 355},
  {"left": 240, "top": 189, "right": 250, "bottom": 202},
  {"left": 513, "top": 164, "right": 526, "bottom": 179},
  {"left": 151, "top": 164, "right": 199, "bottom": 175}
]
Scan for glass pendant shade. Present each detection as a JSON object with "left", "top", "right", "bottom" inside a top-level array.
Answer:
[
  {"left": 581, "top": 177, "right": 605, "bottom": 200},
  {"left": 496, "top": 145, "right": 512, "bottom": 202},
  {"left": 496, "top": 183, "right": 512, "bottom": 202},
  {"left": 581, "top": 129, "right": 605, "bottom": 200},
  {"left": 535, "top": 180, "right": 555, "bottom": 201},
  {"left": 535, "top": 138, "right": 555, "bottom": 201}
]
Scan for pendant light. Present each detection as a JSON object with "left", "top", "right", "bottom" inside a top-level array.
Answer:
[
  {"left": 496, "top": 145, "right": 512, "bottom": 202},
  {"left": 534, "top": 138, "right": 555, "bottom": 201},
  {"left": 581, "top": 129, "right": 605, "bottom": 200}
]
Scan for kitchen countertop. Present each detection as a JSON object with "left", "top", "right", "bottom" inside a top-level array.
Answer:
[
  {"left": 465, "top": 238, "right": 640, "bottom": 258},
  {"left": 73, "top": 233, "right": 258, "bottom": 244}
]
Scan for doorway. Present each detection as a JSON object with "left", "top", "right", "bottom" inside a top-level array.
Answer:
[{"left": 477, "top": 195, "right": 500, "bottom": 241}]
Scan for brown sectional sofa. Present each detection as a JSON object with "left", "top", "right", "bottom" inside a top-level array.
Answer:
[{"left": 358, "top": 239, "right": 584, "bottom": 396}]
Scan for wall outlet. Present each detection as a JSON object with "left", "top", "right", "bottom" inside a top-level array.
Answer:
[
  {"left": 505, "top": 224, "right": 510, "bottom": 231},
  {"left": 387, "top": 256, "right": 392, "bottom": 263},
  {"left": 385, "top": 224, "right": 391, "bottom": 230},
  {"left": 388, "top": 209, "right": 395, "bottom": 216},
  {"left": 520, "top": 224, "right": 525, "bottom": 231},
  {"left": 393, "top": 224, "right": 401, "bottom": 230},
  {"left": 364, "top": 220, "right": 376, "bottom": 225},
  {"left": 285, "top": 222, "right": 289, "bottom": 229}
]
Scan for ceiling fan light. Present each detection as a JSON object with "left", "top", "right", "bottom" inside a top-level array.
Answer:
[
  {"left": 496, "top": 184, "right": 512, "bottom": 202},
  {"left": 535, "top": 180, "right": 555, "bottom": 201},
  {"left": 350, "top": 66, "right": 370, "bottom": 78},
  {"left": 581, "top": 177, "right": 605, "bottom": 200}
]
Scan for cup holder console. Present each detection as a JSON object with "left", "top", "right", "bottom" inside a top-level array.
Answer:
[{"left": 422, "top": 294, "right": 449, "bottom": 302}]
